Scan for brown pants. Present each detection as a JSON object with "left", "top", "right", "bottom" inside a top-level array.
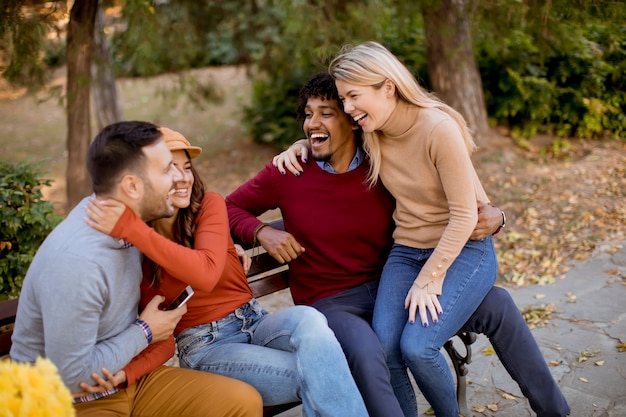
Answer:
[{"left": 74, "top": 365, "right": 262, "bottom": 417}]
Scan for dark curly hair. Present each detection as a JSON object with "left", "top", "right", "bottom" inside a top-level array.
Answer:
[
  {"left": 296, "top": 72, "right": 361, "bottom": 145},
  {"left": 296, "top": 72, "right": 344, "bottom": 120}
]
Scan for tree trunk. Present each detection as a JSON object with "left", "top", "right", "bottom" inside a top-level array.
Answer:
[
  {"left": 422, "top": 0, "right": 491, "bottom": 143},
  {"left": 92, "top": 3, "right": 122, "bottom": 131},
  {"left": 66, "top": 0, "right": 98, "bottom": 210}
]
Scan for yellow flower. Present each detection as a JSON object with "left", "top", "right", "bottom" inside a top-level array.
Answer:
[{"left": 0, "top": 357, "right": 75, "bottom": 417}]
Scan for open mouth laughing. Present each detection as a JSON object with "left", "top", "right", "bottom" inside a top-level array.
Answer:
[{"left": 309, "top": 132, "right": 329, "bottom": 147}]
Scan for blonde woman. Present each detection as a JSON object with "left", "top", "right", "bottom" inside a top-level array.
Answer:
[{"left": 325, "top": 41, "right": 496, "bottom": 417}]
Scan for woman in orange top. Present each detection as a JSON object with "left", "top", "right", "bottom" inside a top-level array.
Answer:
[{"left": 85, "top": 127, "right": 367, "bottom": 417}]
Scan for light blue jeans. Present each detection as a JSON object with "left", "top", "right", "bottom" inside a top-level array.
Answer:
[
  {"left": 176, "top": 299, "right": 368, "bottom": 417},
  {"left": 373, "top": 237, "right": 497, "bottom": 417}
]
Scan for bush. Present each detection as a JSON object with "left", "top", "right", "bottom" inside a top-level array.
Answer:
[{"left": 0, "top": 161, "right": 62, "bottom": 301}]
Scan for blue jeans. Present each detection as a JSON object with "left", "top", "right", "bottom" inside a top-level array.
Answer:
[
  {"left": 176, "top": 299, "right": 368, "bottom": 417},
  {"left": 462, "top": 287, "right": 571, "bottom": 417},
  {"left": 313, "top": 280, "right": 404, "bottom": 417},
  {"left": 373, "top": 237, "right": 497, "bottom": 417}
]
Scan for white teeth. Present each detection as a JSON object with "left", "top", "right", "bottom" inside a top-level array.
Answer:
[
  {"left": 310, "top": 133, "right": 329, "bottom": 139},
  {"left": 353, "top": 113, "right": 367, "bottom": 122}
]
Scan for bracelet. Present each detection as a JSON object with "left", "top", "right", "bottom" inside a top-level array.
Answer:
[
  {"left": 492, "top": 209, "right": 506, "bottom": 235},
  {"left": 253, "top": 222, "right": 270, "bottom": 244},
  {"left": 133, "top": 319, "right": 152, "bottom": 344}
]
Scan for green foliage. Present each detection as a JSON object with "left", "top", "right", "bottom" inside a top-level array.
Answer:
[
  {"left": 0, "top": 0, "right": 67, "bottom": 89},
  {"left": 241, "top": 0, "right": 388, "bottom": 148},
  {"left": 476, "top": 2, "right": 626, "bottom": 142},
  {"left": 0, "top": 161, "right": 62, "bottom": 301}
]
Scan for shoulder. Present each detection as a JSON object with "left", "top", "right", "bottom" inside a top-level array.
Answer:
[
  {"left": 202, "top": 191, "right": 225, "bottom": 205},
  {"left": 418, "top": 107, "right": 455, "bottom": 128}
]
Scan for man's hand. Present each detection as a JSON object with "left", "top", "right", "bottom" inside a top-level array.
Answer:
[
  {"left": 470, "top": 201, "right": 504, "bottom": 240},
  {"left": 257, "top": 226, "right": 305, "bottom": 264},
  {"left": 74, "top": 368, "right": 127, "bottom": 398},
  {"left": 138, "top": 296, "right": 186, "bottom": 343}
]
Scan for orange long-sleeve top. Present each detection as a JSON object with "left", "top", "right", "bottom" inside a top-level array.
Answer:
[{"left": 111, "top": 192, "right": 253, "bottom": 337}]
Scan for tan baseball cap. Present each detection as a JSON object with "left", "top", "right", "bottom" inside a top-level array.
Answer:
[{"left": 159, "top": 127, "right": 202, "bottom": 159}]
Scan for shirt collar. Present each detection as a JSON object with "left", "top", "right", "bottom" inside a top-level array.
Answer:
[{"left": 316, "top": 147, "right": 365, "bottom": 174}]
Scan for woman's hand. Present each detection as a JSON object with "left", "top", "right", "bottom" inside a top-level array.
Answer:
[
  {"left": 74, "top": 368, "right": 126, "bottom": 398},
  {"left": 272, "top": 139, "right": 309, "bottom": 176},
  {"left": 234, "top": 244, "right": 252, "bottom": 274},
  {"left": 405, "top": 283, "right": 443, "bottom": 327},
  {"left": 85, "top": 197, "right": 127, "bottom": 235}
]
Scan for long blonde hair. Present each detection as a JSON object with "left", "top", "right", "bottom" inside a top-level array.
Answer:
[{"left": 329, "top": 41, "right": 476, "bottom": 186}]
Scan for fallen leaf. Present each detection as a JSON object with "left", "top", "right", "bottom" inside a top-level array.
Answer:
[
  {"left": 578, "top": 350, "right": 599, "bottom": 363},
  {"left": 617, "top": 342, "right": 626, "bottom": 352},
  {"left": 482, "top": 346, "right": 496, "bottom": 356},
  {"left": 472, "top": 406, "right": 486, "bottom": 412},
  {"left": 549, "top": 360, "right": 562, "bottom": 366},
  {"left": 487, "top": 402, "right": 499, "bottom": 411},
  {"left": 579, "top": 377, "right": 589, "bottom": 383},
  {"left": 534, "top": 293, "right": 546, "bottom": 299},
  {"left": 595, "top": 361, "right": 605, "bottom": 366},
  {"left": 502, "top": 393, "right": 517, "bottom": 400}
]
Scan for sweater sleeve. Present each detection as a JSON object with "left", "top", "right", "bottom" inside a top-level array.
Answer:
[
  {"left": 121, "top": 335, "right": 175, "bottom": 387},
  {"left": 413, "top": 120, "right": 484, "bottom": 294},
  {"left": 226, "top": 163, "right": 281, "bottom": 245},
  {"left": 37, "top": 256, "right": 147, "bottom": 394},
  {"left": 110, "top": 193, "right": 230, "bottom": 292}
]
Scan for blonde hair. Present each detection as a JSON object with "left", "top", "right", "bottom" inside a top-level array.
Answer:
[{"left": 329, "top": 41, "right": 476, "bottom": 186}]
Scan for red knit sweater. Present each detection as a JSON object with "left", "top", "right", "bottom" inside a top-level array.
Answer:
[
  {"left": 111, "top": 192, "right": 253, "bottom": 334},
  {"left": 226, "top": 159, "right": 395, "bottom": 306}
]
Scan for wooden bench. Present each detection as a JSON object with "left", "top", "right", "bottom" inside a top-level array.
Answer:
[{"left": 0, "top": 218, "right": 477, "bottom": 417}]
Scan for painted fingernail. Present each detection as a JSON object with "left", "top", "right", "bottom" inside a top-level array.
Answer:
[
  {"left": 295, "top": 172, "right": 300, "bottom": 177},
  {"left": 281, "top": 171, "right": 285, "bottom": 175},
  {"left": 303, "top": 158, "right": 307, "bottom": 163},
  {"left": 409, "top": 320, "right": 415, "bottom": 325},
  {"left": 273, "top": 162, "right": 277, "bottom": 167},
  {"left": 433, "top": 319, "right": 438, "bottom": 324},
  {"left": 423, "top": 322, "right": 429, "bottom": 328}
]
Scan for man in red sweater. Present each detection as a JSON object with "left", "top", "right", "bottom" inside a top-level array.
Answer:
[{"left": 226, "top": 73, "right": 569, "bottom": 417}]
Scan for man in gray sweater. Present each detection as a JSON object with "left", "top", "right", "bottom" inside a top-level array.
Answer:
[{"left": 10, "top": 121, "right": 262, "bottom": 417}]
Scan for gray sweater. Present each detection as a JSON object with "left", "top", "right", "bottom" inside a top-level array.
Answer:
[{"left": 10, "top": 197, "right": 148, "bottom": 394}]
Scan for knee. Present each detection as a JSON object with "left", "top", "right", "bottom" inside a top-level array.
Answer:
[
  {"left": 477, "top": 287, "right": 518, "bottom": 318},
  {"left": 291, "top": 305, "right": 334, "bottom": 339},
  {"left": 294, "top": 305, "right": 328, "bottom": 326},
  {"left": 399, "top": 334, "right": 432, "bottom": 364}
]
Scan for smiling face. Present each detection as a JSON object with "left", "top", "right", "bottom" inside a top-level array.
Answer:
[
  {"left": 335, "top": 79, "right": 397, "bottom": 133},
  {"left": 303, "top": 96, "right": 358, "bottom": 173},
  {"left": 169, "top": 150, "right": 194, "bottom": 210},
  {"left": 137, "top": 140, "right": 183, "bottom": 222}
]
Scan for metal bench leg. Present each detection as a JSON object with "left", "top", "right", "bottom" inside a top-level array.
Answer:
[{"left": 443, "top": 331, "right": 477, "bottom": 417}]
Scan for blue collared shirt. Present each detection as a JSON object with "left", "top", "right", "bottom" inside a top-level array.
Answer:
[{"left": 316, "top": 147, "right": 365, "bottom": 174}]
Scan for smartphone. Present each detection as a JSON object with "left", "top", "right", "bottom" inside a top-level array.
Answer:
[{"left": 164, "top": 285, "right": 194, "bottom": 310}]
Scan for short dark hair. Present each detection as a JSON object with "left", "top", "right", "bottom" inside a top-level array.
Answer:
[
  {"left": 87, "top": 121, "right": 163, "bottom": 194},
  {"left": 296, "top": 72, "right": 343, "bottom": 120}
]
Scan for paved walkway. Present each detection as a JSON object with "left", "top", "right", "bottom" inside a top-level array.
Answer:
[{"left": 275, "top": 240, "right": 626, "bottom": 416}]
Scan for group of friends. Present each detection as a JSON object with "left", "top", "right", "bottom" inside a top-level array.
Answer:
[{"left": 10, "top": 41, "right": 571, "bottom": 417}]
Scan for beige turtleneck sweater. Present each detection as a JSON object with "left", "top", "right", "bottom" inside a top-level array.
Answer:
[{"left": 376, "top": 101, "right": 490, "bottom": 294}]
